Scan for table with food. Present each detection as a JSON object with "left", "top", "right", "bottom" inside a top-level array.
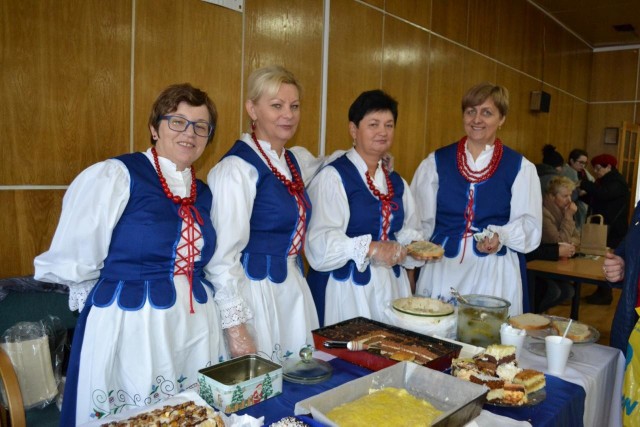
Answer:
[{"left": 84, "top": 296, "right": 624, "bottom": 427}]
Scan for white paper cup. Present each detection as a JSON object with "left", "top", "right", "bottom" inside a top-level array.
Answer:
[
  {"left": 545, "top": 335, "right": 573, "bottom": 375},
  {"left": 500, "top": 330, "right": 526, "bottom": 359}
]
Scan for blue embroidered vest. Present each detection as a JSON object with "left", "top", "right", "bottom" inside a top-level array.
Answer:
[
  {"left": 90, "top": 152, "right": 216, "bottom": 310},
  {"left": 223, "top": 140, "right": 311, "bottom": 283},
  {"left": 330, "top": 155, "right": 404, "bottom": 284},
  {"left": 432, "top": 142, "right": 522, "bottom": 258}
]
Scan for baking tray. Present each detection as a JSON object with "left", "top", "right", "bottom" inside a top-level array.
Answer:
[
  {"left": 312, "top": 317, "right": 462, "bottom": 371},
  {"left": 294, "top": 361, "right": 488, "bottom": 427}
]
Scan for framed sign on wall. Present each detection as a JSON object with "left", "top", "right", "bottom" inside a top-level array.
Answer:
[{"left": 604, "top": 127, "right": 619, "bottom": 145}]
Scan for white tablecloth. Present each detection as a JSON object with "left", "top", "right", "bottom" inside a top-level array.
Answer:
[{"left": 519, "top": 338, "right": 625, "bottom": 427}]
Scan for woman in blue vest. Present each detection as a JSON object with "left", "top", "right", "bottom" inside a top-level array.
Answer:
[
  {"left": 410, "top": 82, "right": 542, "bottom": 316},
  {"left": 207, "top": 66, "right": 325, "bottom": 361},
  {"left": 305, "top": 90, "right": 426, "bottom": 327},
  {"left": 34, "top": 84, "right": 233, "bottom": 425}
]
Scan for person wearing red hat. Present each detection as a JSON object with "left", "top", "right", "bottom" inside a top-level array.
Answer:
[{"left": 580, "top": 153, "right": 630, "bottom": 304}]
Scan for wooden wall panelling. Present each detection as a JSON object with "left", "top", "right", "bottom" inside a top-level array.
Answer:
[
  {"left": 590, "top": 50, "right": 640, "bottom": 102},
  {"left": 243, "top": 0, "right": 324, "bottom": 154},
  {"left": 134, "top": 0, "right": 242, "bottom": 180},
  {"left": 493, "top": 0, "right": 528, "bottom": 72},
  {"left": 565, "top": 36, "right": 592, "bottom": 101},
  {"left": 0, "top": 0, "right": 132, "bottom": 185},
  {"left": 521, "top": 2, "right": 544, "bottom": 80},
  {"left": 430, "top": 0, "right": 469, "bottom": 47},
  {"left": 467, "top": 0, "right": 501, "bottom": 60},
  {"left": 386, "top": 0, "right": 431, "bottom": 29},
  {"left": 0, "top": 191, "right": 63, "bottom": 277},
  {"left": 541, "top": 17, "right": 563, "bottom": 90},
  {"left": 381, "top": 15, "right": 431, "bottom": 179},
  {"left": 325, "top": 1, "right": 383, "bottom": 155},
  {"left": 425, "top": 38, "right": 468, "bottom": 159},
  {"left": 586, "top": 103, "right": 636, "bottom": 159},
  {"left": 360, "top": 0, "right": 384, "bottom": 10},
  {"left": 547, "top": 89, "right": 577, "bottom": 157},
  {"left": 494, "top": 68, "right": 545, "bottom": 162},
  {"left": 570, "top": 100, "right": 589, "bottom": 152},
  {"left": 462, "top": 49, "right": 498, "bottom": 92}
]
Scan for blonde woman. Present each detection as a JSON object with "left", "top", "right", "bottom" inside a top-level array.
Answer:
[{"left": 207, "top": 66, "right": 325, "bottom": 360}]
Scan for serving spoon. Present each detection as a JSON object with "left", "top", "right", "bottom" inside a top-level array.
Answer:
[{"left": 450, "top": 287, "right": 470, "bottom": 304}]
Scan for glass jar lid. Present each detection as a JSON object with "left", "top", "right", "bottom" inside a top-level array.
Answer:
[{"left": 282, "top": 345, "right": 333, "bottom": 384}]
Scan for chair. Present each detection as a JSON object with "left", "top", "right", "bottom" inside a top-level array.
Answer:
[{"left": 0, "top": 346, "right": 26, "bottom": 427}]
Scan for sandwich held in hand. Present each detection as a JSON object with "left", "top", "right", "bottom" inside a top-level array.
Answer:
[{"left": 406, "top": 241, "right": 445, "bottom": 260}]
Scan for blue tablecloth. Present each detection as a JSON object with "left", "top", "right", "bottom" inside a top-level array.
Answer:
[{"left": 238, "top": 358, "right": 586, "bottom": 426}]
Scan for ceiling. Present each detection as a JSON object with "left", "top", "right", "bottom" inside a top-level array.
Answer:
[{"left": 529, "top": 0, "right": 640, "bottom": 49}]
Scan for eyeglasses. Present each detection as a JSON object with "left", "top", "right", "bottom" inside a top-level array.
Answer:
[
  {"left": 160, "top": 115, "right": 213, "bottom": 137},
  {"left": 575, "top": 160, "right": 587, "bottom": 165}
]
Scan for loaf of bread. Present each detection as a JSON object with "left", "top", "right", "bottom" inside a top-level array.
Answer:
[
  {"left": 551, "top": 320, "right": 592, "bottom": 342},
  {"left": 508, "top": 313, "right": 551, "bottom": 330}
]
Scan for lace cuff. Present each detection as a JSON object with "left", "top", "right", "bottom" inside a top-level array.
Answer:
[
  {"left": 217, "top": 297, "right": 254, "bottom": 329},
  {"left": 69, "top": 280, "right": 97, "bottom": 312},
  {"left": 350, "top": 234, "right": 373, "bottom": 272}
]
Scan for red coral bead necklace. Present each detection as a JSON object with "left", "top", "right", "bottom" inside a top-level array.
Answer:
[
  {"left": 456, "top": 136, "right": 503, "bottom": 183},
  {"left": 250, "top": 128, "right": 306, "bottom": 198},
  {"left": 151, "top": 147, "right": 197, "bottom": 205}
]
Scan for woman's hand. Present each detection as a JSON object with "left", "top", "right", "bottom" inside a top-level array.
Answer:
[
  {"left": 224, "top": 324, "right": 257, "bottom": 357},
  {"left": 565, "top": 202, "right": 578, "bottom": 218},
  {"left": 476, "top": 233, "right": 500, "bottom": 254},
  {"left": 368, "top": 241, "right": 407, "bottom": 267},
  {"left": 602, "top": 252, "right": 625, "bottom": 283},
  {"left": 558, "top": 242, "right": 576, "bottom": 258}
]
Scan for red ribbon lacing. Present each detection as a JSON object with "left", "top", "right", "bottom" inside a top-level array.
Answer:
[
  {"left": 250, "top": 129, "right": 310, "bottom": 254},
  {"left": 455, "top": 137, "right": 503, "bottom": 262},
  {"left": 152, "top": 147, "right": 203, "bottom": 313},
  {"left": 366, "top": 167, "right": 398, "bottom": 241}
]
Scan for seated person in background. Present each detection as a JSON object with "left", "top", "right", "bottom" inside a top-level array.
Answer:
[
  {"left": 580, "top": 153, "right": 630, "bottom": 305},
  {"left": 536, "top": 144, "right": 564, "bottom": 193},
  {"left": 562, "top": 148, "right": 593, "bottom": 229},
  {"left": 535, "top": 176, "right": 580, "bottom": 312}
]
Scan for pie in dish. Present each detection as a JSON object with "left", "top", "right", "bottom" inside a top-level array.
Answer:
[
  {"left": 406, "top": 241, "right": 445, "bottom": 260},
  {"left": 392, "top": 297, "right": 454, "bottom": 317},
  {"left": 100, "top": 400, "right": 224, "bottom": 426}
]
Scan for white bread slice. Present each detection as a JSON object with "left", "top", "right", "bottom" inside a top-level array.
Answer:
[
  {"left": 406, "top": 241, "right": 444, "bottom": 259},
  {"left": 551, "top": 320, "right": 591, "bottom": 342},
  {"left": 508, "top": 313, "right": 551, "bottom": 331}
]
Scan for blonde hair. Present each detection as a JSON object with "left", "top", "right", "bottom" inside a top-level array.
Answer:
[
  {"left": 246, "top": 65, "right": 302, "bottom": 103},
  {"left": 546, "top": 176, "right": 576, "bottom": 196}
]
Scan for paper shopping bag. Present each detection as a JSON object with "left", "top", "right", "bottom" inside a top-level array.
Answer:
[{"left": 580, "top": 214, "right": 608, "bottom": 256}]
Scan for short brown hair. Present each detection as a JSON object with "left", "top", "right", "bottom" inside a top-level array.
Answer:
[
  {"left": 148, "top": 83, "right": 218, "bottom": 145},
  {"left": 461, "top": 82, "right": 509, "bottom": 117}
]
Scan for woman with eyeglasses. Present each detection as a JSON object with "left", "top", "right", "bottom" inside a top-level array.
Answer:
[
  {"left": 35, "top": 83, "right": 234, "bottom": 425},
  {"left": 207, "top": 66, "right": 327, "bottom": 361},
  {"left": 562, "top": 148, "right": 594, "bottom": 229}
]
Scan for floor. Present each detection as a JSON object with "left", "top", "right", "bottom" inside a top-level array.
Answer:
[{"left": 546, "top": 283, "right": 621, "bottom": 346}]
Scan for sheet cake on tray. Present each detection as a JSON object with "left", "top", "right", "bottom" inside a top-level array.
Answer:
[{"left": 312, "top": 317, "right": 461, "bottom": 371}]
